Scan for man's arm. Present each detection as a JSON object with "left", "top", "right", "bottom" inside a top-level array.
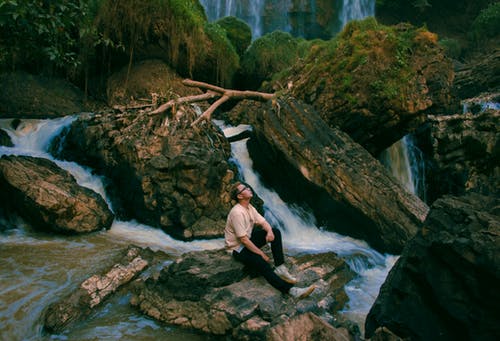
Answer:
[
  {"left": 239, "top": 235, "right": 270, "bottom": 262},
  {"left": 257, "top": 220, "right": 275, "bottom": 242}
]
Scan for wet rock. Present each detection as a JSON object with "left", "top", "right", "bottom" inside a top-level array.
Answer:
[
  {"left": 53, "top": 105, "right": 234, "bottom": 239},
  {"left": 230, "top": 98, "right": 428, "bottom": 254},
  {"left": 131, "top": 248, "right": 356, "bottom": 339},
  {"left": 0, "top": 71, "right": 88, "bottom": 118},
  {"left": 43, "top": 246, "right": 160, "bottom": 333},
  {"left": 453, "top": 48, "right": 500, "bottom": 99},
  {"left": 365, "top": 193, "right": 500, "bottom": 340},
  {"left": 416, "top": 108, "right": 499, "bottom": 203},
  {"left": 0, "top": 128, "right": 13, "bottom": 147},
  {"left": 267, "top": 312, "right": 354, "bottom": 341},
  {"left": 0, "top": 155, "right": 113, "bottom": 233}
]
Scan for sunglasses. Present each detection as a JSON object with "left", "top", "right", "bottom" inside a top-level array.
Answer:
[{"left": 237, "top": 185, "right": 251, "bottom": 195}]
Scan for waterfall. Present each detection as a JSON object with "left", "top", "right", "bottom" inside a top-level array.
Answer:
[
  {"left": 380, "top": 135, "right": 426, "bottom": 201},
  {"left": 199, "top": 0, "right": 266, "bottom": 38},
  {"left": 339, "top": 0, "right": 375, "bottom": 29},
  {"left": 220, "top": 123, "right": 396, "bottom": 333},
  {"left": 1, "top": 117, "right": 396, "bottom": 337}
]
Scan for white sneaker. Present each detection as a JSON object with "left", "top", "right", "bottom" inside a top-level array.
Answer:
[
  {"left": 289, "top": 285, "right": 315, "bottom": 299},
  {"left": 275, "top": 264, "right": 298, "bottom": 284}
]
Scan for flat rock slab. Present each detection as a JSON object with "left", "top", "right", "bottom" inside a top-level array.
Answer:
[{"left": 131, "top": 248, "right": 356, "bottom": 339}]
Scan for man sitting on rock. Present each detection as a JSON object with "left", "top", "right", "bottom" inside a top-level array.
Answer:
[{"left": 225, "top": 181, "right": 315, "bottom": 299}]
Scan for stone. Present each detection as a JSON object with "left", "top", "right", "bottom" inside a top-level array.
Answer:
[
  {"left": 365, "top": 193, "right": 500, "bottom": 340},
  {"left": 131, "top": 248, "right": 356, "bottom": 339},
  {"left": 0, "top": 155, "right": 113, "bottom": 233},
  {"left": 43, "top": 246, "right": 160, "bottom": 333},
  {"left": 416, "top": 108, "right": 499, "bottom": 203},
  {"left": 52, "top": 103, "right": 234, "bottom": 239}
]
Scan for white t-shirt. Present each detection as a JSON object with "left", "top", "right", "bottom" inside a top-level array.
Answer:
[{"left": 225, "top": 203, "right": 266, "bottom": 252}]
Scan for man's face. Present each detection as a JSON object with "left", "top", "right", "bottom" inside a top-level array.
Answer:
[{"left": 236, "top": 184, "right": 253, "bottom": 200}]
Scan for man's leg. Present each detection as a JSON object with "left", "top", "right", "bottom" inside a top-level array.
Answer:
[
  {"left": 250, "top": 227, "right": 285, "bottom": 267},
  {"left": 233, "top": 248, "right": 292, "bottom": 294}
]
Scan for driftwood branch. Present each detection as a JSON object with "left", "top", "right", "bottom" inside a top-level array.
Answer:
[{"left": 149, "top": 79, "right": 275, "bottom": 126}]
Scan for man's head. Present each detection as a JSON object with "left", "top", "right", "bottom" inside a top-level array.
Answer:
[{"left": 231, "top": 181, "right": 253, "bottom": 201}]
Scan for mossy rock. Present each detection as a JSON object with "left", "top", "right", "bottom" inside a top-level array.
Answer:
[
  {"left": 193, "top": 23, "right": 240, "bottom": 88},
  {"left": 215, "top": 16, "right": 252, "bottom": 57},
  {"left": 95, "top": 0, "right": 208, "bottom": 77},
  {"left": 277, "top": 17, "right": 454, "bottom": 155},
  {"left": 238, "top": 31, "right": 311, "bottom": 90}
]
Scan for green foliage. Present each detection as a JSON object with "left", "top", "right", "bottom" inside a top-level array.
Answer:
[
  {"left": 0, "top": 0, "right": 88, "bottom": 74},
  {"left": 470, "top": 2, "right": 500, "bottom": 41},
  {"left": 239, "top": 31, "right": 306, "bottom": 90},
  {"left": 287, "top": 17, "right": 436, "bottom": 106},
  {"left": 95, "top": 0, "right": 207, "bottom": 75},
  {"left": 439, "top": 38, "right": 463, "bottom": 59},
  {"left": 198, "top": 22, "right": 239, "bottom": 87},
  {"left": 215, "top": 16, "right": 252, "bottom": 57}
]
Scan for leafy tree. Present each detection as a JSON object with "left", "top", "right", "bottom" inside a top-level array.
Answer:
[{"left": 0, "top": 0, "right": 86, "bottom": 75}]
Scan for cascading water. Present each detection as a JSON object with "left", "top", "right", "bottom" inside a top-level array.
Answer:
[
  {"left": 220, "top": 123, "right": 397, "bottom": 333},
  {"left": 199, "top": 0, "right": 266, "bottom": 38},
  {"left": 199, "top": 0, "right": 375, "bottom": 39},
  {"left": 339, "top": 0, "right": 375, "bottom": 29},
  {"left": 1, "top": 116, "right": 397, "bottom": 338},
  {"left": 380, "top": 135, "right": 426, "bottom": 202}
]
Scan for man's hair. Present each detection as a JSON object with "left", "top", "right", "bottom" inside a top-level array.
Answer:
[
  {"left": 230, "top": 181, "right": 243, "bottom": 201},
  {"left": 231, "top": 181, "right": 251, "bottom": 201}
]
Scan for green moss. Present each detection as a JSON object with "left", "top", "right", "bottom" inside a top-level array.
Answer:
[
  {"left": 239, "top": 31, "right": 308, "bottom": 90},
  {"left": 281, "top": 17, "right": 441, "bottom": 109},
  {"left": 215, "top": 16, "right": 252, "bottom": 57},
  {"left": 95, "top": 0, "right": 208, "bottom": 75},
  {"left": 197, "top": 23, "right": 239, "bottom": 87}
]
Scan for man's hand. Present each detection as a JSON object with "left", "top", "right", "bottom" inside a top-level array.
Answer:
[
  {"left": 265, "top": 229, "right": 275, "bottom": 242},
  {"left": 260, "top": 252, "right": 270, "bottom": 263}
]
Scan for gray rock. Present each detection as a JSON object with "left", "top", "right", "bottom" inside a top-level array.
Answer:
[
  {"left": 52, "top": 106, "right": 234, "bottom": 239},
  {"left": 417, "top": 109, "right": 500, "bottom": 203},
  {"left": 0, "top": 155, "right": 113, "bottom": 233},
  {"left": 131, "top": 248, "right": 356, "bottom": 339},
  {"left": 43, "top": 246, "right": 161, "bottom": 333},
  {"left": 365, "top": 193, "right": 500, "bottom": 340}
]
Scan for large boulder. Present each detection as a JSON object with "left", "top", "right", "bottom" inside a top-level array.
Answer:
[
  {"left": 0, "top": 155, "right": 113, "bottom": 233},
  {"left": 106, "top": 60, "right": 203, "bottom": 107},
  {"left": 228, "top": 98, "right": 428, "bottom": 254},
  {"left": 365, "top": 193, "right": 500, "bottom": 340},
  {"left": 131, "top": 248, "right": 356, "bottom": 339},
  {"left": 453, "top": 48, "right": 500, "bottom": 99},
  {"left": 0, "top": 71, "right": 88, "bottom": 119},
  {"left": 416, "top": 108, "right": 499, "bottom": 203},
  {"left": 52, "top": 106, "right": 235, "bottom": 240},
  {"left": 276, "top": 18, "right": 455, "bottom": 156}
]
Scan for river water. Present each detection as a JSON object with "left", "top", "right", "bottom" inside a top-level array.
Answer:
[{"left": 0, "top": 117, "right": 396, "bottom": 340}]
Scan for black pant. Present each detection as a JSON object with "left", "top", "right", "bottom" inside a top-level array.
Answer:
[{"left": 233, "top": 227, "right": 292, "bottom": 293}]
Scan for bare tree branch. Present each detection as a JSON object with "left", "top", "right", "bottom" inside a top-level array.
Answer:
[{"left": 148, "top": 79, "right": 275, "bottom": 126}]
